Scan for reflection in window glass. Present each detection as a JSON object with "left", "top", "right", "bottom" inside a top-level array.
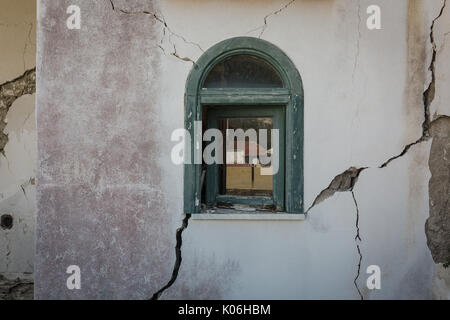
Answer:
[
  {"left": 203, "top": 55, "right": 283, "bottom": 88},
  {"left": 218, "top": 117, "right": 273, "bottom": 197}
]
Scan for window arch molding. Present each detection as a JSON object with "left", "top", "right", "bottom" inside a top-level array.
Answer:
[{"left": 184, "top": 36, "right": 304, "bottom": 214}]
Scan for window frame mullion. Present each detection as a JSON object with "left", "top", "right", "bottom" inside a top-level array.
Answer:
[{"left": 200, "top": 88, "right": 290, "bottom": 105}]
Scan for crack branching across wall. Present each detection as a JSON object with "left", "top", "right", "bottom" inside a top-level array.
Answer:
[
  {"left": 305, "top": 0, "right": 448, "bottom": 298},
  {"left": 246, "top": 0, "right": 297, "bottom": 38},
  {"left": 307, "top": 0, "right": 448, "bottom": 227},
  {"left": 305, "top": 167, "right": 365, "bottom": 299},
  {"left": 106, "top": 0, "right": 448, "bottom": 298},
  {"left": 306, "top": 167, "right": 366, "bottom": 213},
  {"left": 380, "top": 0, "right": 447, "bottom": 169},
  {"left": 257, "top": 0, "right": 297, "bottom": 38},
  {"left": 108, "top": 0, "right": 202, "bottom": 64},
  {"left": 107, "top": 0, "right": 304, "bottom": 300},
  {"left": 0, "top": 68, "right": 36, "bottom": 155}
]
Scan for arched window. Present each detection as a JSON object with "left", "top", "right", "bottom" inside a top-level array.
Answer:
[{"left": 185, "top": 37, "right": 304, "bottom": 214}]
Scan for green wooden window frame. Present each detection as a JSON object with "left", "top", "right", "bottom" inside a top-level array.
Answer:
[{"left": 184, "top": 37, "right": 304, "bottom": 214}]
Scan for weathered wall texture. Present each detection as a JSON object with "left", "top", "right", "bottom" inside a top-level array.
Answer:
[
  {"left": 425, "top": 0, "right": 450, "bottom": 298},
  {"left": 0, "top": 0, "right": 36, "bottom": 299},
  {"left": 35, "top": 0, "right": 449, "bottom": 300},
  {"left": 156, "top": 0, "right": 449, "bottom": 299},
  {"left": 35, "top": 0, "right": 180, "bottom": 299}
]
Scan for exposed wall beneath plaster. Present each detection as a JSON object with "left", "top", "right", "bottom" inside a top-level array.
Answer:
[
  {"left": 423, "top": 0, "right": 450, "bottom": 299},
  {"left": 427, "top": 116, "right": 450, "bottom": 265},
  {"left": 0, "top": 0, "right": 37, "bottom": 300}
]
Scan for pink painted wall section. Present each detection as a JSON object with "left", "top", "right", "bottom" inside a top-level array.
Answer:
[{"left": 35, "top": 0, "right": 176, "bottom": 299}]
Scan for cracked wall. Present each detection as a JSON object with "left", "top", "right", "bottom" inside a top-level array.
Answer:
[
  {"left": 160, "top": 0, "right": 449, "bottom": 299},
  {"left": 35, "top": 0, "right": 450, "bottom": 299},
  {"left": 0, "top": 0, "right": 36, "bottom": 296},
  {"left": 423, "top": 0, "right": 450, "bottom": 299}
]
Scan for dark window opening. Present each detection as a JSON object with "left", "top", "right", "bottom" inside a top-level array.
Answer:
[{"left": 203, "top": 54, "right": 283, "bottom": 89}]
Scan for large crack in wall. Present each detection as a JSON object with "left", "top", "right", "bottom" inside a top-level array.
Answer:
[
  {"left": 107, "top": 0, "right": 197, "bottom": 300},
  {"left": 146, "top": 0, "right": 449, "bottom": 299},
  {"left": 105, "top": 0, "right": 449, "bottom": 299},
  {"left": 108, "top": 0, "right": 202, "bottom": 64},
  {"left": 305, "top": 0, "right": 449, "bottom": 298},
  {"left": 0, "top": 68, "right": 36, "bottom": 300},
  {"left": 306, "top": 167, "right": 366, "bottom": 213},
  {"left": 150, "top": 214, "right": 191, "bottom": 300}
]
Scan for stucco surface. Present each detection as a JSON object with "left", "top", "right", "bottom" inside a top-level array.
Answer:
[
  {"left": 34, "top": 0, "right": 450, "bottom": 299},
  {"left": 0, "top": 0, "right": 36, "bottom": 288},
  {"left": 160, "top": 0, "right": 447, "bottom": 299},
  {"left": 0, "top": 95, "right": 36, "bottom": 276},
  {"left": 35, "top": 0, "right": 181, "bottom": 299}
]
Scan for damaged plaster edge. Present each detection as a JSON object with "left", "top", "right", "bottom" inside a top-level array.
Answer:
[
  {"left": 0, "top": 274, "right": 34, "bottom": 300},
  {"left": 305, "top": 167, "right": 367, "bottom": 214},
  {"left": 305, "top": 168, "right": 366, "bottom": 299},
  {"left": 0, "top": 67, "right": 37, "bottom": 155},
  {"left": 0, "top": 67, "right": 36, "bottom": 91},
  {"left": 150, "top": 213, "right": 191, "bottom": 300},
  {"left": 102, "top": 0, "right": 447, "bottom": 298}
]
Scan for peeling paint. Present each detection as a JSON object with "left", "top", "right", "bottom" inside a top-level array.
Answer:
[
  {"left": 302, "top": 2, "right": 449, "bottom": 295},
  {"left": 0, "top": 68, "right": 36, "bottom": 155},
  {"left": 0, "top": 274, "right": 33, "bottom": 300},
  {"left": 306, "top": 167, "right": 366, "bottom": 213},
  {"left": 426, "top": 116, "right": 450, "bottom": 264},
  {"left": 31, "top": 0, "right": 450, "bottom": 299}
]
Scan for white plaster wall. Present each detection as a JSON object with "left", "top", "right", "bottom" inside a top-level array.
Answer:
[
  {"left": 0, "top": 0, "right": 36, "bottom": 280},
  {"left": 0, "top": 95, "right": 36, "bottom": 278},
  {"left": 0, "top": 0, "right": 36, "bottom": 84},
  {"left": 153, "top": 0, "right": 442, "bottom": 299}
]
